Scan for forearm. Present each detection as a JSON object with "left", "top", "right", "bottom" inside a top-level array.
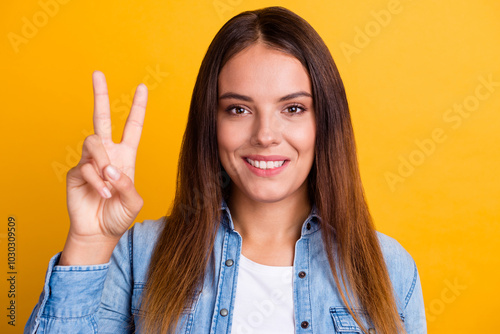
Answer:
[
  {"left": 25, "top": 228, "right": 133, "bottom": 333},
  {"left": 24, "top": 252, "right": 110, "bottom": 333}
]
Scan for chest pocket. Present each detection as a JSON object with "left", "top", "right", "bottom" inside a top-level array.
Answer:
[
  {"left": 131, "top": 283, "right": 201, "bottom": 334},
  {"left": 330, "top": 307, "right": 405, "bottom": 333}
]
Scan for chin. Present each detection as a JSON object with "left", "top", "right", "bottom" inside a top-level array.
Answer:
[{"left": 244, "top": 188, "right": 291, "bottom": 204}]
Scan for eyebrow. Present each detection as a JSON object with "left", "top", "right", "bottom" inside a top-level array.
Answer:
[{"left": 218, "top": 91, "right": 312, "bottom": 102}]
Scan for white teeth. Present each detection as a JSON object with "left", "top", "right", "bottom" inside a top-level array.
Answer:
[{"left": 246, "top": 158, "right": 285, "bottom": 170}]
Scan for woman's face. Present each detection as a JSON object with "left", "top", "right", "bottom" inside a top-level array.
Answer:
[{"left": 217, "top": 42, "right": 316, "bottom": 204}]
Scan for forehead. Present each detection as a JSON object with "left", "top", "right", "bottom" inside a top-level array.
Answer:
[{"left": 218, "top": 43, "right": 312, "bottom": 99}]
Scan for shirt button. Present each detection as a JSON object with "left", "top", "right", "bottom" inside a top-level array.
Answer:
[
  {"left": 220, "top": 308, "right": 228, "bottom": 316},
  {"left": 368, "top": 328, "right": 376, "bottom": 334},
  {"left": 298, "top": 271, "right": 306, "bottom": 278},
  {"left": 306, "top": 222, "right": 311, "bottom": 230},
  {"left": 301, "top": 321, "right": 309, "bottom": 328},
  {"left": 225, "top": 259, "right": 234, "bottom": 267}
]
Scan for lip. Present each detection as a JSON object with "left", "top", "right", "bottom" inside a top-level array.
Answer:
[
  {"left": 243, "top": 156, "right": 289, "bottom": 177},
  {"left": 243, "top": 155, "right": 290, "bottom": 161}
]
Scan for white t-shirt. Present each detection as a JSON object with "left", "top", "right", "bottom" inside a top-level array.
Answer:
[{"left": 230, "top": 253, "right": 295, "bottom": 334}]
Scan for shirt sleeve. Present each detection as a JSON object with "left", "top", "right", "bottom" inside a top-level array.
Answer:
[
  {"left": 24, "top": 227, "right": 135, "bottom": 334},
  {"left": 403, "top": 260, "right": 427, "bottom": 333}
]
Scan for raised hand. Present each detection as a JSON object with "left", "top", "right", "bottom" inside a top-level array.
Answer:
[{"left": 59, "top": 71, "right": 147, "bottom": 265}]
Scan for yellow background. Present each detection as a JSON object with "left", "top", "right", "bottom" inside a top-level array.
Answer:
[{"left": 1, "top": 0, "right": 499, "bottom": 333}]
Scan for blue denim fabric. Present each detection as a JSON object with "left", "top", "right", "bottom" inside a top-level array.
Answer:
[{"left": 25, "top": 200, "right": 426, "bottom": 333}]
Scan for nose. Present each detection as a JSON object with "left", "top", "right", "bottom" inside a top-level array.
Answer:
[{"left": 250, "top": 109, "right": 282, "bottom": 147}]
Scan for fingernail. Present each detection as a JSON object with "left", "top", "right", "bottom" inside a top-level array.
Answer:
[
  {"left": 105, "top": 165, "right": 120, "bottom": 181},
  {"left": 102, "top": 186, "right": 112, "bottom": 199}
]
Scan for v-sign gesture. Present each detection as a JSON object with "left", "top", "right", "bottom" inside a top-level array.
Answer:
[{"left": 60, "top": 71, "right": 147, "bottom": 266}]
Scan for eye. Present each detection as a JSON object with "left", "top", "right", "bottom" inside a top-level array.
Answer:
[
  {"left": 284, "top": 104, "right": 306, "bottom": 115},
  {"left": 225, "top": 105, "right": 250, "bottom": 115}
]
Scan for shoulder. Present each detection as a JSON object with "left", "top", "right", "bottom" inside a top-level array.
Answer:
[
  {"left": 375, "top": 230, "right": 414, "bottom": 266},
  {"left": 129, "top": 216, "right": 166, "bottom": 253},
  {"left": 124, "top": 216, "right": 167, "bottom": 282},
  {"left": 375, "top": 230, "right": 420, "bottom": 311},
  {"left": 130, "top": 216, "right": 166, "bottom": 240}
]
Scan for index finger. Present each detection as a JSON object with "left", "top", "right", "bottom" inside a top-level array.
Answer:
[{"left": 92, "top": 71, "right": 112, "bottom": 142}]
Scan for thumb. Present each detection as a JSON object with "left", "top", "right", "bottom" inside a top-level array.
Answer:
[{"left": 104, "top": 165, "right": 143, "bottom": 213}]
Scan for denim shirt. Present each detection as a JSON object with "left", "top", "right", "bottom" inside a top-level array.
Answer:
[{"left": 25, "top": 200, "right": 426, "bottom": 333}]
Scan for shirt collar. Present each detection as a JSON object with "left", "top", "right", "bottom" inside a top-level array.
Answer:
[{"left": 220, "top": 198, "right": 321, "bottom": 236}]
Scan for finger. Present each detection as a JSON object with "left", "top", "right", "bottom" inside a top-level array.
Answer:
[
  {"left": 92, "top": 71, "right": 112, "bottom": 142},
  {"left": 121, "top": 83, "right": 148, "bottom": 149},
  {"left": 80, "top": 163, "right": 112, "bottom": 199},
  {"left": 80, "top": 134, "right": 111, "bottom": 178},
  {"left": 103, "top": 165, "right": 144, "bottom": 213}
]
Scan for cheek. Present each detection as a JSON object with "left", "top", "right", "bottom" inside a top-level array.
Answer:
[
  {"left": 285, "top": 119, "right": 316, "bottom": 156},
  {"left": 217, "top": 118, "right": 245, "bottom": 160}
]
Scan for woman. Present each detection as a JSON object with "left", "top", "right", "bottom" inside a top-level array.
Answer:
[{"left": 25, "top": 6, "right": 426, "bottom": 334}]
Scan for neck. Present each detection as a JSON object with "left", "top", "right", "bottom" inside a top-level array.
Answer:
[{"left": 227, "top": 182, "right": 312, "bottom": 246}]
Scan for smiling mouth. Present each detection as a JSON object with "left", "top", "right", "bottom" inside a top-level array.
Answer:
[{"left": 244, "top": 158, "right": 287, "bottom": 170}]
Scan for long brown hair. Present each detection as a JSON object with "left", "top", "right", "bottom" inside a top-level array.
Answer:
[{"left": 140, "top": 6, "right": 405, "bottom": 334}]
